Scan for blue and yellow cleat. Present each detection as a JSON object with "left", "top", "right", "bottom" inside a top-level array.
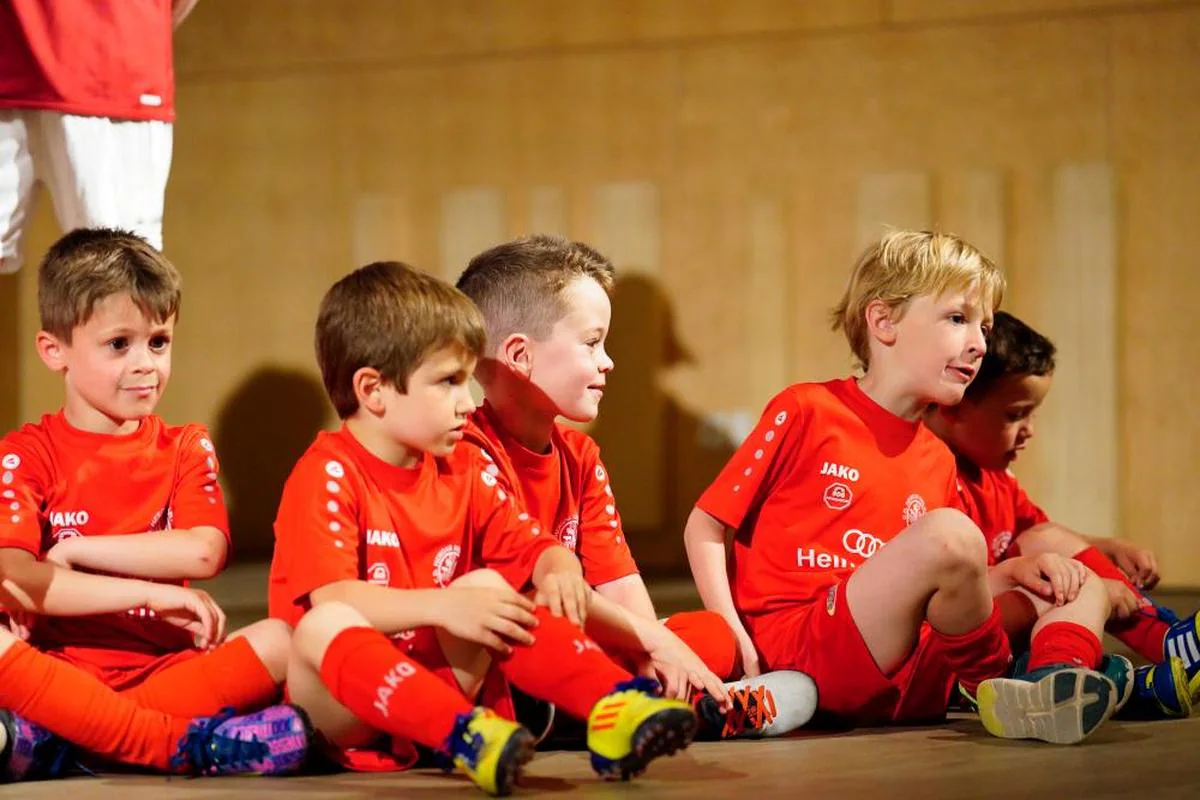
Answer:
[
  {"left": 1162, "top": 610, "right": 1200, "bottom": 697},
  {"left": 976, "top": 665, "right": 1116, "bottom": 744},
  {"left": 1119, "top": 657, "right": 1192, "bottom": 720},
  {"left": 587, "top": 677, "right": 696, "bottom": 781},
  {"left": 446, "top": 708, "right": 535, "bottom": 797}
]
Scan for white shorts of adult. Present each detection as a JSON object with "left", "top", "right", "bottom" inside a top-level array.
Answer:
[{"left": 0, "top": 108, "right": 173, "bottom": 274}]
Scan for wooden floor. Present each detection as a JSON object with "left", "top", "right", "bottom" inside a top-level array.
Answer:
[
  {"left": 3, "top": 566, "right": 1198, "bottom": 798},
  {"left": 4, "top": 715, "right": 1199, "bottom": 798}
]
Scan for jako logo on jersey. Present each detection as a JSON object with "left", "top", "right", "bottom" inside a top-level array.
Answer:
[
  {"left": 819, "top": 461, "right": 860, "bottom": 482},
  {"left": 902, "top": 494, "right": 927, "bottom": 526},
  {"left": 822, "top": 482, "right": 853, "bottom": 511},
  {"left": 797, "top": 548, "right": 853, "bottom": 570},
  {"left": 432, "top": 544, "right": 461, "bottom": 587},
  {"left": 556, "top": 516, "right": 580, "bottom": 551},
  {"left": 842, "top": 528, "right": 883, "bottom": 558},
  {"left": 49, "top": 510, "right": 90, "bottom": 528},
  {"left": 0, "top": 454, "right": 19, "bottom": 470},
  {"left": 367, "top": 529, "right": 400, "bottom": 548},
  {"left": 367, "top": 562, "right": 391, "bottom": 585},
  {"left": 372, "top": 660, "right": 417, "bottom": 718},
  {"left": 991, "top": 530, "right": 1014, "bottom": 561}
]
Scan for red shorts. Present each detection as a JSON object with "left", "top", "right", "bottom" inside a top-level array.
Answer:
[
  {"left": 328, "top": 627, "right": 515, "bottom": 773},
  {"left": 752, "top": 582, "right": 956, "bottom": 725}
]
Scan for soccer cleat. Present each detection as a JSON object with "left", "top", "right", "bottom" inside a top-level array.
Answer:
[
  {"left": 0, "top": 712, "right": 75, "bottom": 782},
  {"left": 1120, "top": 657, "right": 1192, "bottom": 720},
  {"left": 1163, "top": 610, "right": 1200, "bottom": 695},
  {"left": 695, "top": 670, "right": 817, "bottom": 739},
  {"left": 587, "top": 677, "right": 696, "bottom": 781},
  {"left": 445, "top": 708, "right": 535, "bottom": 797},
  {"left": 170, "top": 704, "right": 311, "bottom": 776},
  {"left": 1098, "top": 654, "right": 1134, "bottom": 714},
  {"left": 976, "top": 665, "right": 1116, "bottom": 745}
]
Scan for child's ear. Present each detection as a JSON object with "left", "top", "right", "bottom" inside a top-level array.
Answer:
[
  {"left": 352, "top": 366, "right": 387, "bottom": 414},
  {"left": 500, "top": 333, "right": 533, "bottom": 378},
  {"left": 865, "top": 300, "right": 897, "bottom": 346},
  {"left": 35, "top": 331, "right": 67, "bottom": 372}
]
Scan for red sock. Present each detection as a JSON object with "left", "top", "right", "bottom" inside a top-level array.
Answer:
[
  {"left": 0, "top": 641, "right": 190, "bottom": 770},
  {"left": 929, "top": 603, "right": 1012, "bottom": 695},
  {"left": 1074, "top": 546, "right": 1168, "bottom": 662},
  {"left": 494, "top": 607, "right": 631, "bottom": 720},
  {"left": 318, "top": 626, "right": 472, "bottom": 751},
  {"left": 1028, "top": 621, "right": 1103, "bottom": 671},
  {"left": 120, "top": 637, "right": 280, "bottom": 718},
  {"left": 664, "top": 610, "right": 739, "bottom": 680}
]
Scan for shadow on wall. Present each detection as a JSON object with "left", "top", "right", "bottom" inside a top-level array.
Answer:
[
  {"left": 589, "top": 273, "right": 737, "bottom": 577},
  {"left": 213, "top": 366, "right": 332, "bottom": 562}
]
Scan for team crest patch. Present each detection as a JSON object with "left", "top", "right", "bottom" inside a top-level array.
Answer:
[
  {"left": 991, "top": 530, "right": 1014, "bottom": 561},
  {"left": 822, "top": 482, "right": 853, "bottom": 511},
  {"left": 367, "top": 562, "right": 391, "bottom": 585},
  {"left": 432, "top": 545, "right": 461, "bottom": 587},
  {"left": 556, "top": 516, "right": 580, "bottom": 552},
  {"left": 902, "top": 494, "right": 927, "bottom": 526}
]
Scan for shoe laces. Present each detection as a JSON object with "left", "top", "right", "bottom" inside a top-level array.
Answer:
[
  {"left": 722, "top": 684, "right": 777, "bottom": 737},
  {"left": 170, "top": 707, "right": 269, "bottom": 775}
]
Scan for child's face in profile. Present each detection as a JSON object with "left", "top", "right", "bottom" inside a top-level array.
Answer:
[
  {"left": 886, "top": 287, "right": 991, "bottom": 407},
  {"left": 42, "top": 292, "right": 174, "bottom": 434},
  {"left": 526, "top": 276, "right": 613, "bottom": 424},
  {"left": 948, "top": 372, "right": 1053, "bottom": 469},
  {"left": 382, "top": 345, "right": 477, "bottom": 460}
]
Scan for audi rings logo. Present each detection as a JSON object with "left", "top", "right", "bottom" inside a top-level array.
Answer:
[{"left": 842, "top": 528, "right": 883, "bottom": 558}]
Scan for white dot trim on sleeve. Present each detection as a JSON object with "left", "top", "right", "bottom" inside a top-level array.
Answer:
[
  {"left": 733, "top": 485, "right": 741, "bottom": 493},
  {"left": 754, "top": 449, "right": 764, "bottom": 460},
  {"left": 2, "top": 473, "right": 12, "bottom": 485},
  {"left": 609, "top": 520, "right": 618, "bottom": 528},
  {"left": 326, "top": 481, "right": 340, "bottom": 493},
  {"left": 1, "top": 491, "right": 12, "bottom": 499},
  {"left": 9, "top": 515, "right": 18, "bottom": 524},
  {"left": 334, "top": 540, "right": 344, "bottom": 548},
  {"left": 765, "top": 430, "right": 775, "bottom": 443},
  {"left": 330, "top": 521, "right": 342, "bottom": 533},
  {"left": 326, "top": 500, "right": 339, "bottom": 513},
  {"left": 775, "top": 411, "right": 787, "bottom": 425},
  {"left": 604, "top": 504, "right": 615, "bottom": 515},
  {"left": 8, "top": 502, "right": 17, "bottom": 511}
]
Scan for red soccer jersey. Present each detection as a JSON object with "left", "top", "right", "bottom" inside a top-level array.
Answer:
[
  {"left": 460, "top": 403, "right": 638, "bottom": 588},
  {"left": 268, "top": 425, "right": 560, "bottom": 627},
  {"left": 0, "top": 0, "right": 175, "bottom": 121},
  {"left": 0, "top": 412, "right": 229, "bottom": 671},
  {"left": 954, "top": 457, "right": 1049, "bottom": 565},
  {"left": 695, "top": 379, "right": 959, "bottom": 665}
]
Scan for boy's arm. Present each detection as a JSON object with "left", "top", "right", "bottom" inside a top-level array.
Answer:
[
  {"left": 594, "top": 574, "right": 658, "bottom": 621},
  {"left": 48, "top": 426, "right": 231, "bottom": 580},
  {"left": 45, "top": 527, "right": 226, "bottom": 580},
  {"left": 530, "top": 545, "right": 592, "bottom": 627},
  {"left": 684, "top": 507, "right": 761, "bottom": 675},
  {"left": 0, "top": 548, "right": 223, "bottom": 644}
]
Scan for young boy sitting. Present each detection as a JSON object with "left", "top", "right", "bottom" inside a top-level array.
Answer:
[
  {"left": 454, "top": 234, "right": 817, "bottom": 740},
  {"left": 0, "top": 228, "right": 309, "bottom": 779},
  {"left": 269, "top": 261, "right": 697, "bottom": 796},
  {"left": 686, "top": 230, "right": 1119, "bottom": 744},
  {"left": 925, "top": 310, "right": 1194, "bottom": 718}
]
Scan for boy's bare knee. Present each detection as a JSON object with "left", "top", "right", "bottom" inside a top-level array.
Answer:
[
  {"left": 293, "top": 601, "right": 371, "bottom": 665},
  {"left": 1017, "top": 524, "right": 1088, "bottom": 557},
  {"left": 914, "top": 508, "right": 987, "bottom": 574},
  {"left": 1077, "top": 568, "right": 1111, "bottom": 614},
  {"left": 450, "top": 568, "right": 509, "bottom": 590}
]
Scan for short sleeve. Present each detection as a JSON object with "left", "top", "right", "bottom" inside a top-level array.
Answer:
[
  {"left": 574, "top": 445, "right": 638, "bottom": 586},
  {"left": 0, "top": 436, "right": 49, "bottom": 555},
  {"left": 171, "top": 427, "right": 230, "bottom": 538},
  {"left": 469, "top": 460, "right": 561, "bottom": 591},
  {"left": 695, "top": 390, "right": 806, "bottom": 530}
]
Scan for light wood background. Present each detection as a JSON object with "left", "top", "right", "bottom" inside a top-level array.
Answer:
[{"left": 0, "top": 0, "right": 1196, "bottom": 582}]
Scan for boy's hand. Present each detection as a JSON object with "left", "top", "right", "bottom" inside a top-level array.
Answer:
[
  {"left": 146, "top": 585, "right": 227, "bottom": 650},
  {"left": 532, "top": 547, "right": 591, "bottom": 627},
  {"left": 535, "top": 570, "right": 592, "bottom": 628},
  {"left": 43, "top": 539, "right": 78, "bottom": 569},
  {"left": 1011, "top": 554, "right": 1087, "bottom": 605},
  {"left": 643, "top": 630, "right": 731, "bottom": 708},
  {"left": 6, "top": 610, "right": 34, "bottom": 641},
  {"left": 1103, "top": 578, "right": 1144, "bottom": 621},
  {"left": 731, "top": 620, "right": 761, "bottom": 679},
  {"left": 433, "top": 586, "right": 538, "bottom": 654},
  {"left": 1101, "top": 539, "right": 1160, "bottom": 590}
]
